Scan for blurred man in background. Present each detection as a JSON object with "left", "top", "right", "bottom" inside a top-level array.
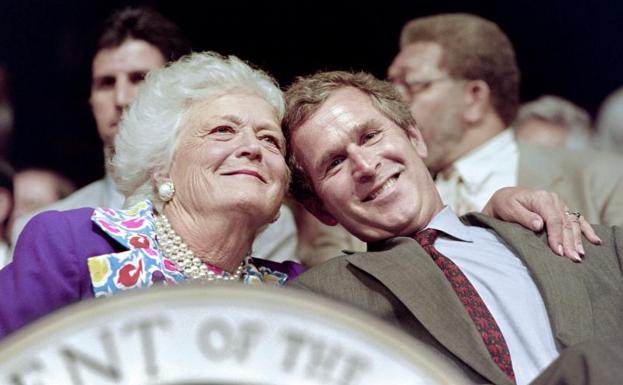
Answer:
[
  {"left": 387, "top": 13, "right": 623, "bottom": 226},
  {"left": 514, "top": 95, "right": 593, "bottom": 150},
  {"left": 8, "top": 168, "right": 75, "bottom": 240},
  {"left": 10, "top": 6, "right": 189, "bottom": 246}
]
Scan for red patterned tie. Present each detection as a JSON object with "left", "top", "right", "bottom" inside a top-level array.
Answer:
[{"left": 415, "top": 228, "right": 516, "bottom": 382}]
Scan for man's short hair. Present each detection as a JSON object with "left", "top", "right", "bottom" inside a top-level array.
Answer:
[
  {"left": 95, "top": 6, "right": 190, "bottom": 62},
  {"left": 283, "top": 71, "right": 416, "bottom": 203},
  {"left": 400, "top": 13, "right": 520, "bottom": 125}
]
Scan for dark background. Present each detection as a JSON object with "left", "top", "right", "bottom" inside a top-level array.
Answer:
[{"left": 1, "top": 0, "right": 622, "bottom": 187}]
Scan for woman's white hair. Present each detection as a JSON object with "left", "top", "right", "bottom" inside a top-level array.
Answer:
[{"left": 112, "top": 51, "right": 284, "bottom": 211}]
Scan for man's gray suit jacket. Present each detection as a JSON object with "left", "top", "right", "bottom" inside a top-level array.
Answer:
[
  {"left": 288, "top": 213, "right": 623, "bottom": 385},
  {"left": 518, "top": 141, "right": 623, "bottom": 226}
]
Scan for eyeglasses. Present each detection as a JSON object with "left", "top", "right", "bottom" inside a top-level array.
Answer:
[{"left": 391, "top": 76, "right": 455, "bottom": 102}]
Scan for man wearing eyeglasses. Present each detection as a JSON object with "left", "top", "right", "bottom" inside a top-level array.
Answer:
[{"left": 387, "top": 13, "right": 623, "bottom": 226}]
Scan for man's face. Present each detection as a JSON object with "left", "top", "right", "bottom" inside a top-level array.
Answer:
[
  {"left": 515, "top": 118, "right": 568, "bottom": 148},
  {"left": 291, "top": 87, "right": 443, "bottom": 242},
  {"left": 12, "top": 170, "right": 63, "bottom": 220},
  {"left": 89, "top": 39, "right": 166, "bottom": 148},
  {"left": 388, "top": 42, "right": 466, "bottom": 174}
]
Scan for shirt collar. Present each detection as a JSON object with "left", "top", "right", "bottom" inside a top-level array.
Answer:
[
  {"left": 91, "top": 200, "right": 158, "bottom": 251},
  {"left": 367, "top": 206, "right": 472, "bottom": 251},
  {"left": 426, "top": 206, "right": 473, "bottom": 243},
  {"left": 452, "top": 130, "right": 516, "bottom": 190}
]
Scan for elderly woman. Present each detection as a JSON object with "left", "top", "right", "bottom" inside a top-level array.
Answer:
[{"left": 0, "top": 52, "right": 304, "bottom": 339}]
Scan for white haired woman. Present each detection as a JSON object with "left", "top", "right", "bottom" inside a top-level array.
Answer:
[{"left": 0, "top": 52, "right": 304, "bottom": 340}]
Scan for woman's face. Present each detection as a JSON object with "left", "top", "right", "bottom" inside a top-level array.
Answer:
[{"left": 168, "top": 93, "right": 287, "bottom": 225}]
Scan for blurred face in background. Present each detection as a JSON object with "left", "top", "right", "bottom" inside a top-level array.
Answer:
[
  {"left": 11, "top": 169, "right": 70, "bottom": 220},
  {"left": 514, "top": 118, "right": 568, "bottom": 147},
  {"left": 89, "top": 39, "right": 166, "bottom": 148},
  {"left": 388, "top": 42, "right": 467, "bottom": 174}
]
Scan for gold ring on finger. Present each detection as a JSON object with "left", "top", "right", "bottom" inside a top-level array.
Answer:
[{"left": 565, "top": 210, "right": 582, "bottom": 219}]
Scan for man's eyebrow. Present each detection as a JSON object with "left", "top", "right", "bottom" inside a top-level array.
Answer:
[
  {"left": 354, "top": 119, "right": 381, "bottom": 134},
  {"left": 316, "top": 145, "right": 342, "bottom": 174},
  {"left": 314, "top": 119, "right": 381, "bottom": 172}
]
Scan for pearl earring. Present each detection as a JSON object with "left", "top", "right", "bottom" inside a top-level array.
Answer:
[{"left": 158, "top": 181, "right": 175, "bottom": 202}]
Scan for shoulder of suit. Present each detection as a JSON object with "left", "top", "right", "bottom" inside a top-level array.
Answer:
[
  {"left": 519, "top": 141, "right": 623, "bottom": 167},
  {"left": 460, "top": 212, "right": 536, "bottom": 235},
  {"left": 293, "top": 255, "right": 352, "bottom": 281}
]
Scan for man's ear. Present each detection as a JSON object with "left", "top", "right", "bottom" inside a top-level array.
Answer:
[
  {"left": 406, "top": 124, "right": 428, "bottom": 158},
  {"left": 302, "top": 197, "right": 338, "bottom": 226},
  {"left": 463, "top": 79, "right": 490, "bottom": 124}
]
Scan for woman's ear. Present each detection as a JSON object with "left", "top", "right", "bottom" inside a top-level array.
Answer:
[{"left": 151, "top": 170, "right": 169, "bottom": 187}]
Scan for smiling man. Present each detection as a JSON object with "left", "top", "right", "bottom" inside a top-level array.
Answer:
[{"left": 283, "top": 70, "right": 623, "bottom": 385}]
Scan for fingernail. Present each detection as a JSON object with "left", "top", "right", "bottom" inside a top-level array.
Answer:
[
  {"left": 596, "top": 237, "right": 603, "bottom": 245},
  {"left": 532, "top": 219, "right": 543, "bottom": 230},
  {"left": 577, "top": 244, "right": 585, "bottom": 255},
  {"left": 573, "top": 253, "right": 582, "bottom": 263},
  {"left": 557, "top": 244, "right": 564, "bottom": 256}
]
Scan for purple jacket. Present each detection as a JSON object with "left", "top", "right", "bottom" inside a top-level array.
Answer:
[{"left": 0, "top": 207, "right": 304, "bottom": 340}]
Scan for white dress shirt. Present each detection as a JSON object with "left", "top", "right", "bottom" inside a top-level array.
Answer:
[
  {"left": 427, "top": 207, "right": 559, "bottom": 385},
  {"left": 435, "top": 130, "right": 519, "bottom": 215}
]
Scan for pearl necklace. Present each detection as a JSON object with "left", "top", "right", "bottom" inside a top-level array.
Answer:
[{"left": 154, "top": 214, "right": 245, "bottom": 281}]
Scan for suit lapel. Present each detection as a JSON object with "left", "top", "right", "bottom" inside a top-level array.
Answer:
[
  {"left": 348, "top": 237, "right": 514, "bottom": 385},
  {"left": 463, "top": 213, "right": 594, "bottom": 348}
]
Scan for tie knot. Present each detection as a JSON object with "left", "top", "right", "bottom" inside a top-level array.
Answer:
[{"left": 415, "top": 228, "right": 439, "bottom": 248}]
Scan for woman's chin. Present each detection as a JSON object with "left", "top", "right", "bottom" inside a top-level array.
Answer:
[{"left": 231, "top": 198, "right": 278, "bottom": 220}]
